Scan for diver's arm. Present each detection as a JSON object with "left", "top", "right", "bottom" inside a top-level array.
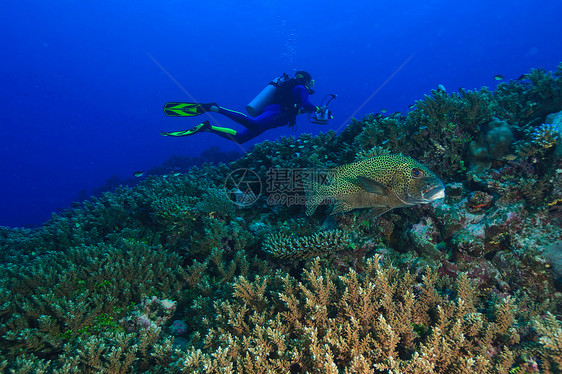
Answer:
[{"left": 293, "top": 85, "right": 318, "bottom": 113}]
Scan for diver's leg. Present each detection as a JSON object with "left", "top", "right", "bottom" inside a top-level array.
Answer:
[
  {"left": 212, "top": 105, "right": 287, "bottom": 130},
  {"left": 208, "top": 126, "right": 262, "bottom": 144},
  {"left": 206, "top": 104, "right": 285, "bottom": 142},
  {"left": 252, "top": 109, "right": 290, "bottom": 130},
  {"left": 214, "top": 107, "right": 257, "bottom": 129}
]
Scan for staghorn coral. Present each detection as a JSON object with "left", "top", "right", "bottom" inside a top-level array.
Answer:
[
  {"left": 533, "top": 312, "right": 562, "bottom": 373},
  {"left": 0, "top": 240, "right": 186, "bottom": 371},
  {"left": 514, "top": 122, "right": 561, "bottom": 162},
  {"left": 526, "top": 67, "right": 560, "bottom": 101},
  {"left": 3, "top": 330, "right": 176, "bottom": 374},
  {"left": 355, "top": 145, "right": 391, "bottom": 161},
  {"left": 0, "top": 237, "right": 276, "bottom": 373},
  {"left": 171, "top": 256, "right": 559, "bottom": 373}
]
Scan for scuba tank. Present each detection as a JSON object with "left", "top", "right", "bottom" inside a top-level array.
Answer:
[{"left": 246, "top": 73, "right": 289, "bottom": 117}]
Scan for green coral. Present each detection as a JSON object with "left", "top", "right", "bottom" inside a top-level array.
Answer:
[
  {"left": 0, "top": 240, "right": 185, "bottom": 359},
  {"left": 151, "top": 195, "right": 199, "bottom": 230},
  {"left": 190, "top": 215, "right": 254, "bottom": 257},
  {"left": 263, "top": 229, "right": 351, "bottom": 259}
]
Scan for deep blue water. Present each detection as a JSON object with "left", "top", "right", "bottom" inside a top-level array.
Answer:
[{"left": 1, "top": 0, "right": 561, "bottom": 228}]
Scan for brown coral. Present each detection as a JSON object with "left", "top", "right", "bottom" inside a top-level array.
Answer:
[{"left": 172, "top": 256, "right": 556, "bottom": 373}]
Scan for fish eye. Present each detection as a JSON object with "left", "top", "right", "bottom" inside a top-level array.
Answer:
[{"left": 411, "top": 168, "right": 424, "bottom": 178}]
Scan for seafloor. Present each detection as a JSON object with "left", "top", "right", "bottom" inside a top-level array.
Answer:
[{"left": 1, "top": 64, "right": 561, "bottom": 373}]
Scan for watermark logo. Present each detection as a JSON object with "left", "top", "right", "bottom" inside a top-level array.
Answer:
[
  {"left": 266, "top": 167, "right": 326, "bottom": 206},
  {"left": 224, "top": 167, "right": 334, "bottom": 208},
  {"left": 224, "top": 168, "right": 262, "bottom": 207}
]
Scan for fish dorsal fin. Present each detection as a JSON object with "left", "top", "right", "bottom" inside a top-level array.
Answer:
[
  {"left": 349, "top": 176, "right": 391, "bottom": 195},
  {"left": 355, "top": 146, "right": 391, "bottom": 161}
]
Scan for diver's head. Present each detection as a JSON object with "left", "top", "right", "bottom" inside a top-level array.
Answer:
[{"left": 295, "top": 70, "right": 314, "bottom": 89}]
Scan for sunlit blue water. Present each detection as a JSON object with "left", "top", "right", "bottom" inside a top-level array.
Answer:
[{"left": 1, "top": 0, "right": 561, "bottom": 227}]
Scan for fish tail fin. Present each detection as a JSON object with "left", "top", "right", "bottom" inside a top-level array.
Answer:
[{"left": 304, "top": 179, "right": 328, "bottom": 216}]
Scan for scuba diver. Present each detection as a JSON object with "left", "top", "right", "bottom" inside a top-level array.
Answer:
[{"left": 161, "top": 71, "right": 331, "bottom": 144}]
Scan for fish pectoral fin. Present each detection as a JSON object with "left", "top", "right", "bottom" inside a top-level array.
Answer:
[
  {"left": 331, "top": 201, "right": 353, "bottom": 215},
  {"left": 350, "top": 176, "right": 391, "bottom": 195}
]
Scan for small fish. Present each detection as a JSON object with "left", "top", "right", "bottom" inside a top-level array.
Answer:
[
  {"left": 304, "top": 150, "right": 445, "bottom": 217},
  {"left": 380, "top": 108, "right": 387, "bottom": 113},
  {"left": 134, "top": 171, "right": 145, "bottom": 178},
  {"left": 517, "top": 74, "right": 529, "bottom": 81},
  {"left": 494, "top": 74, "right": 504, "bottom": 81},
  {"left": 501, "top": 154, "right": 518, "bottom": 161},
  {"left": 437, "top": 84, "right": 447, "bottom": 92}
]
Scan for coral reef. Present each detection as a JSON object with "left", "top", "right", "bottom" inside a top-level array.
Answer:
[
  {"left": 1, "top": 63, "right": 561, "bottom": 373},
  {"left": 263, "top": 229, "right": 351, "bottom": 259},
  {"left": 119, "top": 296, "right": 177, "bottom": 333},
  {"left": 172, "top": 257, "right": 560, "bottom": 373},
  {"left": 531, "top": 123, "right": 560, "bottom": 150},
  {"left": 469, "top": 117, "right": 515, "bottom": 172}
]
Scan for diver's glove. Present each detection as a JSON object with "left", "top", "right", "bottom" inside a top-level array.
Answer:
[{"left": 298, "top": 106, "right": 327, "bottom": 115}]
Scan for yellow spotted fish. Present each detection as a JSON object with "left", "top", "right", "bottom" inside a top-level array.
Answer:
[{"left": 305, "top": 151, "right": 445, "bottom": 216}]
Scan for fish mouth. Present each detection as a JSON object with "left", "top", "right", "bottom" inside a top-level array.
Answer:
[{"left": 422, "top": 183, "right": 445, "bottom": 201}]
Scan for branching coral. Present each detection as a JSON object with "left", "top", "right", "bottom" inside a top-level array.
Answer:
[
  {"left": 0, "top": 238, "right": 277, "bottom": 373},
  {"left": 151, "top": 195, "right": 199, "bottom": 231},
  {"left": 533, "top": 312, "right": 562, "bottom": 373},
  {"left": 189, "top": 215, "right": 255, "bottom": 257},
  {"left": 531, "top": 123, "right": 561, "bottom": 149},
  {"left": 171, "top": 256, "right": 557, "bottom": 373},
  {"left": 0, "top": 240, "right": 185, "bottom": 370},
  {"left": 262, "top": 230, "right": 351, "bottom": 259}
]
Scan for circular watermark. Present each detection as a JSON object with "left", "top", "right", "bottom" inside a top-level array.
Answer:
[{"left": 224, "top": 168, "right": 262, "bottom": 207}]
